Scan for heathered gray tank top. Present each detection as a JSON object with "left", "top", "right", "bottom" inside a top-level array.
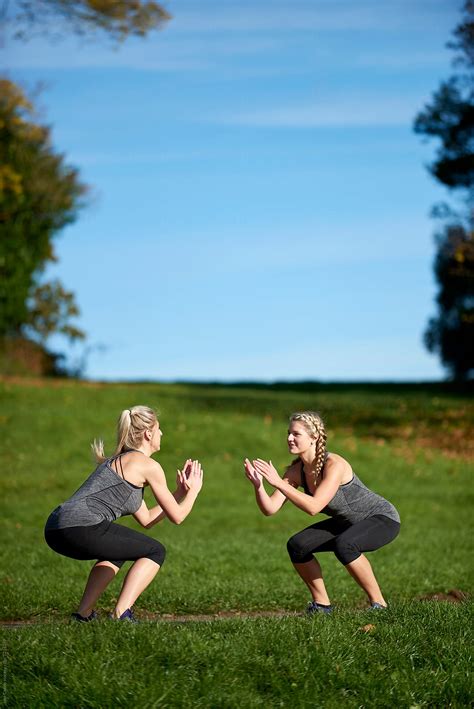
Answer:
[
  {"left": 45, "top": 452, "right": 144, "bottom": 530},
  {"left": 301, "top": 461, "right": 400, "bottom": 524}
]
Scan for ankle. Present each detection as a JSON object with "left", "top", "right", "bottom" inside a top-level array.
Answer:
[
  {"left": 77, "top": 607, "right": 93, "bottom": 617},
  {"left": 113, "top": 606, "right": 130, "bottom": 618}
]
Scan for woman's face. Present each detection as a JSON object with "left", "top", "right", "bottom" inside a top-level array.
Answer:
[
  {"left": 287, "top": 421, "right": 316, "bottom": 456},
  {"left": 150, "top": 421, "right": 163, "bottom": 451}
]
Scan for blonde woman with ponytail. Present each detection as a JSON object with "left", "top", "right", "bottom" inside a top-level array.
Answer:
[
  {"left": 244, "top": 411, "right": 399, "bottom": 614},
  {"left": 45, "top": 406, "right": 203, "bottom": 622}
]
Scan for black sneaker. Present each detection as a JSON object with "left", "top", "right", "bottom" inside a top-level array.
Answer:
[
  {"left": 306, "top": 601, "right": 333, "bottom": 616},
  {"left": 110, "top": 608, "right": 138, "bottom": 623},
  {"left": 71, "top": 610, "right": 97, "bottom": 623}
]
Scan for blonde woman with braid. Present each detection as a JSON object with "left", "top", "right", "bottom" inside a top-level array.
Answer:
[
  {"left": 244, "top": 411, "right": 399, "bottom": 613},
  {"left": 45, "top": 406, "right": 203, "bottom": 622}
]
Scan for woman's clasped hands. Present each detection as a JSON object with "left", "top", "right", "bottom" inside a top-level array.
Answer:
[
  {"left": 177, "top": 459, "right": 204, "bottom": 494},
  {"left": 244, "top": 458, "right": 283, "bottom": 489}
]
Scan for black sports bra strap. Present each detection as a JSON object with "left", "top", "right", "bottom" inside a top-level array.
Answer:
[
  {"left": 301, "top": 461, "right": 311, "bottom": 495},
  {"left": 109, "top": 448, "right": 140, "bottom": 483}
]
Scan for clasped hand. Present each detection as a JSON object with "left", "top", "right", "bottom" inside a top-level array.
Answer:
[
  {"left": 176, "top": 459, "right": 204, "bottom": 494},
  {"left": 244, "top": 458, "right": 282, "bottom": 488}
]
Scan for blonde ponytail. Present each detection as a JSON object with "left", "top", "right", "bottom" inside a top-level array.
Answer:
[
  {"left": 91, "top": 405, "right": 158, "bottom": 463},
  {"left": 91, "top": 438, "right": 106, "bottom": 463}
]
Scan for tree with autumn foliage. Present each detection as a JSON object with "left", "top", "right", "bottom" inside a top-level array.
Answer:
[
  {"left": 414, "top": 1, "right": 474, "bottom": 380},
  {"left": 0, "top": 1, "right": 170, "bottom": 374},
  {"left": 3, "top": 0, "right": 170, "bottom": 43},
  {"left": 0, "top": 79, "right": 87, "bottom": 353}
]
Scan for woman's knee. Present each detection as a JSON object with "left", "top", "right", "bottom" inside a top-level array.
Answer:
[
  {"left": 146, "top": 540, "right": 166, "bottom": 566},
  {"left": 287, "top": 534, "right": 313, "bottom": 564},
  {"left": 333, "top": 537, "right": 360, "bottom": 566}
]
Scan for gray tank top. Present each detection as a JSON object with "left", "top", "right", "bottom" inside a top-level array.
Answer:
[
  {"left": 45, "top": 452, "right": 144, "bottom": 530},
  {"left": 301, "top": 461, "right": 400, "bottom": 524}
]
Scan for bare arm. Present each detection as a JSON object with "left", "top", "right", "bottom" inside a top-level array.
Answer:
[
  {"left": 134, "top": 461, "right": 192, "bottom": 528},
  {"left": 135, "top": 459, "right": 203, "bottom": 526},
  {"left": 253, "top": 458, "right": 342, "bottom": 517},
  {"left": 244, "top": 458, "right": 298, "bottom": 516}
]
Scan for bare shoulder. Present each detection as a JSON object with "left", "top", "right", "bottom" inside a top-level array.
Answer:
[
  {"left": 284, "top": 461, "right": 302, "bottom": 487},
  {"left": 324, "top": 452, "right": 353, "bottom": 484},
  {"left": 140, "top": 455, "right": 165, "bottom": 479},
  {"left": 121, "top": 452, "right": 165, "bottom": 486}
]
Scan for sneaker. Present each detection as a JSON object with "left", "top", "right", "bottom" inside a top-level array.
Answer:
[
  {"left": 306, "top": 601, "right": 333, "bottom": 616},
  {"left": 110, "top": 608, "right": 138, "bottom": 623},
  {"left": 71, "top": 610, "right": 97, "bottom": 623},
  {"left": 369, "top": 602, "right": 387, "bottom": 610}
]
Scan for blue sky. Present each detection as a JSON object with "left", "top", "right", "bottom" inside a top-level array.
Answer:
[{"left": 2, "top": 0, "right": 461, "bottom": 381}]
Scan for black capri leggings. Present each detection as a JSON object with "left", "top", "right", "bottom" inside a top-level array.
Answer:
[
  {"left": 44, "top": 521, "right": 166, "bottom": 569},
  {"left": 287, "top": 514, "right": 400, "bottom": 566}
]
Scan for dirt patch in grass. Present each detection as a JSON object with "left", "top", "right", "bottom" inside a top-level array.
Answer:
[
  {"left": 1, "top": 595, "right": 470, "bottom": 627},
  {"left": 0, "top": 609, "right": 298, "bottom": 628},
  {"left": 141, "top": 609, "right": 298, "bottom": 623},
  {"left": 419, "top": 588, "right": 469, "bottom": 603}
]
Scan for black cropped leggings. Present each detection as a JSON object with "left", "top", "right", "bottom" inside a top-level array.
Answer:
[
  {"left": 287, "top": 514, "right": 400, "bottom": 566},
  {"left": 44, "top": 521, "right": 166, "bottom": 569}
]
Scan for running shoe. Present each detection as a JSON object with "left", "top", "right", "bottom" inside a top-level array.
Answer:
[
  {"left": 306, "top": 601, "right": 333, "bottom": 615},
  {"left": 369, "top": 602, "right": 387, "bottom": 610},
  {"left": 110, "top": 608, "right": 138, "bottom": 623},
  {"left": 71, "top": 610, "right": 97, "bottom": 623}
]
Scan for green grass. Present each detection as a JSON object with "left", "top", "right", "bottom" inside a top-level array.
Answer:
[
  {"left": 1, "top": 379, "right": 473, "bottom": 707},
  {"left": 5, "top": 604, "right": 473, "bottom": 708}
]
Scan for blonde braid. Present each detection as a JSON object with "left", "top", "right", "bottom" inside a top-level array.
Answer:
[
  {"left": 312, "top": 417, "right": 327, "bottom": 478},
  {"left": 289, "top": 411, "right": 327, "bottom": 482}
]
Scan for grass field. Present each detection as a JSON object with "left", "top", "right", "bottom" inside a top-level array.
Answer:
[{"left": 1, "top": 378, "right": 473, "bottom": 707}]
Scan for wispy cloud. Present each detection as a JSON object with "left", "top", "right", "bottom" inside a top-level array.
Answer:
[
  {"left": 354, "top": 50, "right": 451, "bottom": 69},
  {"left": 1, "top": 32, "right": 281, "bottom": 72},
  {"left": 209, "top": 95, "right": 420, "bottom": 127},
  {"left": 1, "top": 0, "right": 456, "bottom": 72},
  {"left": 172, "top": 0, "right": 453, "bottom": 33},
  {"left": 71, "top": 150, "right": 210, "bottom": 167}
]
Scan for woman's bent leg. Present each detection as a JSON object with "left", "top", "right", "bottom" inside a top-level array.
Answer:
[
  {"left": 77, "top": 561, "right": 120, "bottom": 617},
  {"left": 292, "top": 559, "right": 331, "bottom": 605},
  {"left": 344, "top": 555, "right": 386, "bottom": 605},
  {"left": 287, "top": 518, "right": 348, "bottom": 605},
  {"left": 113, "top": 558, "right": 161, "bottom": 617},
  {"left": 333, "top": 515, "right": 400, "bottom": 605},
  {"left": 91, "top": 522, "right": 166, "bottom": 616},
  {"left": 46, "top": 522, "right": 166, "bottom": 615}
]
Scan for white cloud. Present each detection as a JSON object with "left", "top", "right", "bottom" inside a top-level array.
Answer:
[
  {"left": 209, "top": 95, "right": 420, "bottom": 127},
  {"left": 0, "top": 0, "right": 456, "bottom": 72},
  {"left": 172, "top": 0, "right": 453, "bottom": 34},
  {"left": 354, "top": 50, "right": 451, "bottom": 69}
]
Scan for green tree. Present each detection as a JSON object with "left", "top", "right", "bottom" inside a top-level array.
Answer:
[
  {"left": 414, "top": 1, "right": 474, "bottom": 380},
  {"left": 0, "top": 79, "right": 87, "bottom": 342},
  {"left": 1, "top": 1, "right": 170, "bottom": 373},
  {"left": 424, "top": 214, "right": 474, "bottom": 380}
]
